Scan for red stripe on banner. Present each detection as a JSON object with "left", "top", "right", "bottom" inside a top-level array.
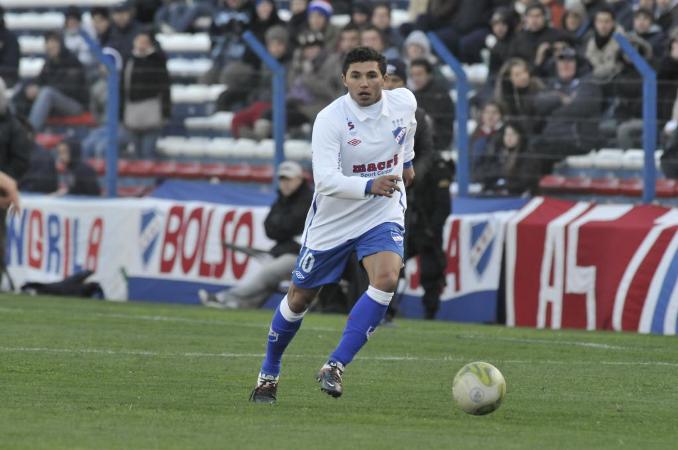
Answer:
[{"left": 621, "top": 225, "right": 677, "bottom": 331}]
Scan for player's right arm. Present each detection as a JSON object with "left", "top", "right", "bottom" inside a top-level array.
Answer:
[{"left": 311, "top": 111, "right": 370, "bottom": 200}]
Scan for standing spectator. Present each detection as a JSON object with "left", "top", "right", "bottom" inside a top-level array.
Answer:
[
  {"left": 90, "top": 7, "right": 112, "bottom": 47},
  {"left": 63, "top": 7, "right": 94, "bottom": 68},
  {"left": 470, "top": 101, "right": 504, "bottom": 176},
  {"left": 120, "top": 29, "right": 171, "bottom": 159},
  {"left": 17, "top": 118, "right": 58, "bottom": 194},
  {"left": 360, "top": 25, "right": 399, "bottom": 60},
  {"left": 199, "top": 161, "right": 313, "bottom": 309},
  {"left": 109, "top": 0, "right": 142, "bottom": 61},
  {"left": 242, "top": 0, "right": 283, "bottom": 69},
  {"left": 304, "top": 0, "right": 339, "bottom": 52},
  {"left": 371, "top": 2, "right": 403, "bottom": 51},
  {"left": 658, "top": 30, "right": 678, "bottom": 130},
  {"left": 533, "top": 47, "right": 602, "bottom": 171},
  {"left": 0, "top": 6, "right": 19, "bottom": 88},
  {"left": 0, "top": 78, "right": 29, "bottom": 285},
  {"left": 656, "top": 0, "right": 678, "bottom": 32},
  {"left": 494, "top": 58, "right": 544, "bottom": 134},
  {"left": 24, "top": 32, "right": 88, "bottom": 131},
  {"left": 509, "top": 3, "right": 562, "bottom": 68},
  {"left": 55, "top": 139, "right": 101, "bottom": 196},
  {"left": 630, "top": 8, "right": 666, "bottom": 60},
  {"left": 476, "top": 122, "right": 540, "bottom": 194},
  {"left": 584, "top": 6, "right": 624, "bottom": 82},
  {"left": 409, "top": 58, "right": 455, "bottom": 150}
]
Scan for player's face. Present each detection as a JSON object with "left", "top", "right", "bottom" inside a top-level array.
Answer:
[{"left": 342, "top": 61, "right": 385, "bottom": 106}]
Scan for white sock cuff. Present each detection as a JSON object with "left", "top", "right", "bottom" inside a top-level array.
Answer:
[
  {"left": 279, "top": 296, "right": 306, "bottom": 322},
  {"left": 366, "top": 285, "right": 394, "bottom": 306}
]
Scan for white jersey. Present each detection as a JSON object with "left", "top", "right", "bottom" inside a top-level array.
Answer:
[{"left": 301, "top": 87, "right": 417, "bottom": 250}]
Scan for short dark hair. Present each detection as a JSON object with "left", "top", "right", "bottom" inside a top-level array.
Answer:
[
  {"left": 372, "top": 1, "right": 391, "bottom": 14},
  {"left": 341, "top": 23, "right": 360, "bottom": 34},
  {"left": 410, "top": 57, "right": 433, "bottom": 74},
  {"left": 44, "top": 30, "right": 62, "bottom": 43},
  {"left": 595, "top": 5, "right": 616, "bottom": 20},
  {"left": 342, "top": 46, "right": 386, "bottom": 75},
  {"left": 91, "top": 7, "right": 110, "bottom": 19}
]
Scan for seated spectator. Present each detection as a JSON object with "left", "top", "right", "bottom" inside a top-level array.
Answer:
[
  {"left": 304, "top": 0, "right": 339, "bottom": 52},
  {"left": 120, "top": 29, "right": 171, "bottom": 159},
  {"left": 534, "top": 36, "right": 589, "bottom": 79},
  {"left": 0, "top": 6, "right": 20, "bottom": 88},
  {"left": 16, "top": 118, "right": 58, "bottom": 194},
  {"left": 15, "top": 31, "right": 88, "bottom": 132},
  {"left": 360, "top": 25, "right": 399, "bottom": 60},
  {"left": 484, "top": 8, "right": 520, "bottom": 82},
  {"left": 199, "top": 161, "right": 313, "bottom": 309},
  {"left": 494, "top": 58, "right": 544, "bottom": 134},
  {"left": 509, "top": 3, "right": 562, "bottom": 68},
  {"left": 533, "top": 47, "right": 602, "bottom": 172},
  {"left": 109, "top": 1, "right": 142, "bottom": 61},
  {"left": 55, "top": 139, "right": 101, "bottom": 196},
  {"left": 476, "top": 122, "right": 540, "bottom": 195},
  {"left": 403, "top": 30, "right": 437, "bottom": 67},
  {"left": 660, "top": 88, "right": 678, "bottom": 178},
  {"left": 154, "top": 0, "right": 213, "bottom": 33},
  {"left": 348, "top": 3, "right": 371, "bottom": 31},
  {"left": 409, "top": 58, "right": 455, "bottom": 150},
  {"left": 584, "top": 6, "right": 624, "bottom": 82},
  {"left": 63, "top": 7, "right": 94, "bottom": 68},
  {"left": 90, "top": 7, "right": 112, "bottom": 47},
  {"left": 425, "top": 0, "right": 492, "bottom": 63},
  {"left": 470, "top": 101, "right": 504, "bottom": 177},
  {"left": 371, "top": 2, "right": 404, "bottom": 51},
  {"left": 656, "top": 0, "right": 678, "bottom": 32},
  {"left": 228, "top": 25, "right": 292, "bottom": 138},
  {"left": 630, "top": 8, "right": 666, "bottom": 61}
]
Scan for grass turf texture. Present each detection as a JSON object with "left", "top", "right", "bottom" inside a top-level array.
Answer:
[{"left": 1, "top": 295, "right": 678, "bottom": 450}]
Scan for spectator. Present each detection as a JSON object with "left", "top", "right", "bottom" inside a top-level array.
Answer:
[
  {"left": 120, "top": 29, "right": 171, "bottom": 159},
  {"left": 509, "top": 3, "right": 562, "bottom": 67},
  {"left": 242, "top": 0, "right": 283, "bottom": 69},
  {"left": 658, "top": 30, "right": 678, "bottom": 129},
  {"left": 360, "top": 25, "right": 399, "bottom": 60},
  {"left": 410, "top": 58, "right": 455, "bottom": 150},
  {"left": 90, "top": 7, "right": 112, "bottom": 47},
  {"left": 0, "top": 6, "right": 20, "bottom": 87},
  {"left": 494, "top": 58, "right": 544, "bottom": 134},
  {"left": 336, "top": 23, "right": 361, "bottom": 57},
  {"left": 228, "top": 25, "right": 292, "bottom": 138},
  {"left": 21, "top": 31, "right": 88, "bottom": 131},
  {"left": 286, "top": 0, "right": 308, "bottom": 49},
  {"left": 402, "top": 30, "right": 437, "bottom": 67},
  {"left": 484, "top": 8, "right": 520, "bottom": 80},
  {"left": 109, "top": 0, "right": 142, "bottom": 61},
  {"left": 471, "top": 100, "right": 504, "bottom": 176},
  {"left": 584, "top": 6, "right": 624, "bottom": 82},
  {"left": 630, "top": 8, "right": 666, "bottom": 60},
  {"left": 561, "top": 3, "right": 589, "bottom": 42},
  {"left": 534, "top": 36, "right": 589, "bottom": 79},
  {"left": 304, "top": 0, "right": 339, "bottom": 52},
  {"left": 16, "top": 118, "right": 58, "bottom": 194},
  {"left": 348, "top": 3, "right": 371, "bottom": 31},
  {"left": 63, "top": 6, "right": 94, "bottom": 68},
  {"left": 371, "top": 2, "right": 404, "bottom": 51},
  {"left": 154, "top": 0, "right": 213, "bottom": 33},
  {"left": 656, "top": 0, "right": 678, "bottom": 32},
  {"left": 476, "top": 122, "right": 539, "bottom": 194},
  {"left": 199, "top": 161, "right": 313, "bottom": 309},
  {"left": 660, "top": 88, "right": 678, "bottom": 177},
  {"left": 136, "top": 0, "right": 163, "bottom": 24},
  {"left": 54, "top": 140, "right": 101, "bottom": 196},
  {"left": 541, "top": 0, "right": 565, "bottom": 29},
  {"left": 533, "top": 47, "right": 602, "bottom": 172}
]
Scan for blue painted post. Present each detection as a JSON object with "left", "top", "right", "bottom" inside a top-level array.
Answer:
[
  {"left": 80, "top": 31, "right": 119, "bottom": 198},
  {"left": 614, "top": 33, "right": 656, "bottom": 203},
  {"left": 243, "top": 31, "right": 286, "bottom": 189},
  {"left": 427, "top": 32, "right": 469, "bottom": 197}
]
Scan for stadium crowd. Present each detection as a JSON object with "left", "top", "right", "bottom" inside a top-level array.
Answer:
[{"left": 0, "top": 0, "right": 677, "bottom": 196}]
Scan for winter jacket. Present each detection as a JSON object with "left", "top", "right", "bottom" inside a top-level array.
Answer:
[
  {"left": 584, "top": 30, "right": 624, "bottom": 81},
  {"left": 36, "top": 47, "right": 88, "bottom": 106},
  {"left": 120, "top": 48, "right": 172, "bottom": 120},
  {"left": 264, "top": 181, "right": 313, "bottom": 257},
  {"left": 0, "top": 27, "right": 19, "bottom": 87},
  {"left": 414, "top": 79, "right": 455, "bottom": 150},
  {"left": 18, "top": 143, "right": 58, "bottom": 193},
  {"left": 0, "top": 110, "right": 29, "bottom": 180}
]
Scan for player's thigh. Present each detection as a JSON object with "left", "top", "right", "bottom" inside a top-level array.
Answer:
[
  {"left": 356, "top": 222, "right": 405, "bottom": 292},
  {"left": 290, "top": 242, "right": 354, "bottom": 295},
  {"left": 362, "top": 251, "right": 402, "bottom": 292}
]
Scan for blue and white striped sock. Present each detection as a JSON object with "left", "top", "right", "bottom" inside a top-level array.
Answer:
[{"left": 260, "top": 296, "right": 306, "bottom": 377}]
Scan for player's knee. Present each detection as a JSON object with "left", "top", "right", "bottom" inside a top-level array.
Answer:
[
  {"left": 286, "top": 284, "right": 316, "bottom": 313},
  {"left": 371, "top": 271, "right": 399, "bottom": 293}
]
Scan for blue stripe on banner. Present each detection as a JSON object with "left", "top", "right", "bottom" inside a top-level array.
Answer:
[{"left": 650, "top": 248, "right": 678, "bottom": 334}]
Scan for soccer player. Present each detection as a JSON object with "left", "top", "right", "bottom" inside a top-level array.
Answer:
[{"left": 250, "top": 46, "right": 417, "bottom": 403}]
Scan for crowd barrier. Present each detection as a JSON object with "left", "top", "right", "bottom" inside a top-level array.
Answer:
[{"left": 6, "top": 194, "right": 677, "bottom": 335}]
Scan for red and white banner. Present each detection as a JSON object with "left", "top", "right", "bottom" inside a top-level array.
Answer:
[{"left": 506, "top": 197, "right": 678, "bottom": 335}]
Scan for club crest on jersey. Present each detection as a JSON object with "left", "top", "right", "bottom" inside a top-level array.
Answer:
[
  {"left": 392, "top": 126, "right": 407, "bottom": 145},
  {"left": 391, "top": 231, "right": 404, "bottom": 244}
]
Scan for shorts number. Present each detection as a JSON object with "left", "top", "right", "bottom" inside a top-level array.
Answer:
[{"left": 300, "top": 248, "right": 315, "bottom": 273}]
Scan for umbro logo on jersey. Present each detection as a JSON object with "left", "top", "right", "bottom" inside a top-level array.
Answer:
[{"left": 347, "top": 138, "right": 362, "bottom": 146}]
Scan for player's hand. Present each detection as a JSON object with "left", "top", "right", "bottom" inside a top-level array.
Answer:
[
  {"left": 371, "top": 175, "right": 401, "bottom": 197},
  {"left": 403, "top": 166, "right": 415, "bottom": 187},
  {"left": 0, "top": 171, "right": 20, "bottom": 214}
]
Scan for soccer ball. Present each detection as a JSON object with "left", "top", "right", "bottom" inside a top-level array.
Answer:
[{"left": 452, "top": 362, "right": 506, "bottom": 415}]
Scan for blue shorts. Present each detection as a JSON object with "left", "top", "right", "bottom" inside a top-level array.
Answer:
[{"left": 291, "top": 222, "right": 404, "bottom": 289}]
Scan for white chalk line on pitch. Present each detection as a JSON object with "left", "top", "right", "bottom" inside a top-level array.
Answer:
[
  {"left": 456, "top": 334, "right": 629, "bottom": 350},
  {"left": 1, "top": 346, "right": 678, "bottom": 368}
]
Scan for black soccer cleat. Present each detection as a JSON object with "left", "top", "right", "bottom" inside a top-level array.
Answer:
[
  {"left": 249, "top": 373, "right": 278, "bottom": 404},
  {"left": 316, "top": 361, "right": 344, "bottom": 398}
]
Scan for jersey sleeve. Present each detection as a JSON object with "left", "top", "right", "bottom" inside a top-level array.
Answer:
[{"left": 312, "top": 110, "right": 369, "bottom": 199}]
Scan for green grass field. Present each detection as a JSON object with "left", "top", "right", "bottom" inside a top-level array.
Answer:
[{"left": 2, "top": 295, "right": 678, "bottom": 450}]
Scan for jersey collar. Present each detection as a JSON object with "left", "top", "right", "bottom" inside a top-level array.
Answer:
[{"left": 345, "top": 90, "right": 390, "bottom": 122}]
